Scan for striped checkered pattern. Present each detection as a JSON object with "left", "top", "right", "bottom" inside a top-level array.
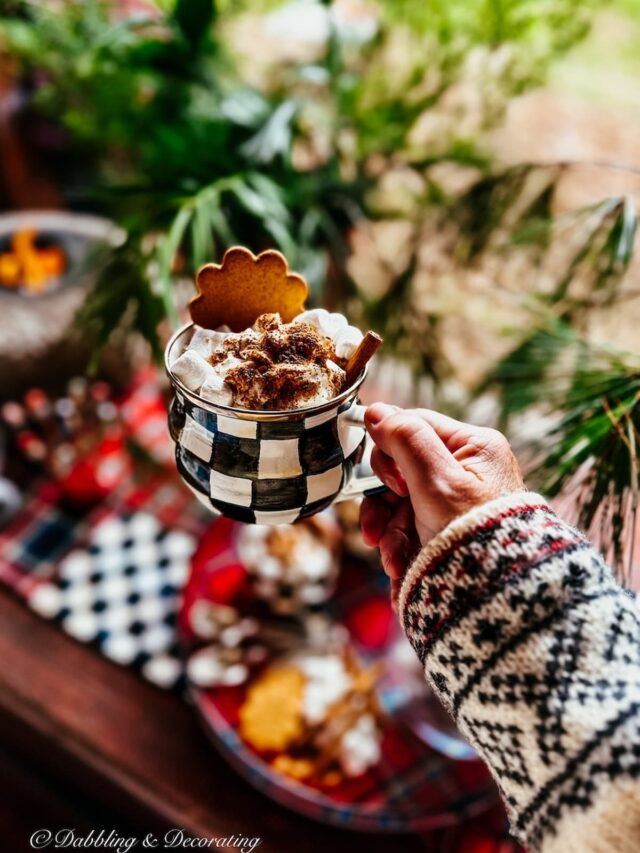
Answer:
[{"left": 170, "top": 392, "right": 366, "bottom": 524}]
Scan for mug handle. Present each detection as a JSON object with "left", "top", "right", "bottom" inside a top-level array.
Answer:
[{"left": 335, "top": 404, "right": 388, "bottom": 502}]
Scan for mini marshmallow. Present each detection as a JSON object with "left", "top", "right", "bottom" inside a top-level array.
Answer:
[
  {"left": 256, "top": 556, "right": 283, "bottom": 580},
  {"left": 300, "top": 549, "right": 333, "bottom": 580},
  {"left": 297, "top": 655, "right": 352, "bottom": 724},
  {"left": 171, "top": 350, "right": 212, "bottom": 391},
  {"left": 187, "top": 647, "right": 225, "bottom": 686},
  {"left": 326, "top": 359, "right": 344, "bottom": 377},
  {"left": 294, "top": 308, "right": 329, "bottom": 329},
  {"left": 190, "top": 326, "right": 228, "bottom": 358},
  {"left": 200, "top": 374, "right": 233, "bottom": 406},
  {"left": 295, "top": 309, "right": 347, "bottom": 339},
  {"left": 220, "top": 624, "right": 247, "bottom": 647},
  {"left": 339, "top": 714, "right": 381, "bottom": 777},
  {"left": 299, "top": 583, "right": 327, "bottom": 605},
  {"left": 334, "top": 325, "right": 364, "bottom": 360},
  {"left": 325, "top": 311, "right": 348, "bottom": 336},
  {"left": 222, "top": 663, "right": 249, "bottom": 686}
]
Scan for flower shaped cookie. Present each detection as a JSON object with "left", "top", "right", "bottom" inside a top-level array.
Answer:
[{"left": 190, "top": 246, "right": 309, "bottom": 332}]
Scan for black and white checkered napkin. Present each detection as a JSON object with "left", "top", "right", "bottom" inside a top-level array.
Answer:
[{"left": 28, "top": 511, "right": 195, "bottom": 688}]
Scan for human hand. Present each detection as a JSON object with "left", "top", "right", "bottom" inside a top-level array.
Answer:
[{"left": 360, "top": 404, "right": 524, "bottom": 595}]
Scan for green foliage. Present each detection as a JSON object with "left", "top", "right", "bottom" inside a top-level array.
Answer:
[
  {"left": 477, "top": 174, "right": 638, "bottom": 418},
  {"left": 379, "top": 0, "right": 593, "bottom": 57},
  {"left": 4, "top": 0, "right": 637, "bottom": 578},
  {"left": 487, "top": 325, "right": 640, "bottom": 581},
  {"left": 76, "top": 239, "right": 165, "bottom": 365},
  {"left": 0, "top": 0, "right": 596, "bottom": 356},
  {"left": 472, "top": 171, "right": 638, "bottom": 579},
  {"left": 173, "top": 0, "right": 217, "bottom": 47}
]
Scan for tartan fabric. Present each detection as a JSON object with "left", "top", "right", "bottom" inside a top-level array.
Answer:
[
  {"left": 181, "top": 519, "right": 508, "bottom": 835},
  {"left": 0, "top": 367, "right": 522, "bottom": 842},
  {"left": 0, "top": 471, "right": 522, "bottom": 843},
  {"left": 0, "top": 481, "right": 89, "bottom": 595},
  {"left": 0, "top": 470, "right": 207, "bottom": 688}
]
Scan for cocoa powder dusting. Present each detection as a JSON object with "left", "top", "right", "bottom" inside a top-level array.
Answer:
[{"left": 215, "top": 314, "right": 346, "bottom": 410}]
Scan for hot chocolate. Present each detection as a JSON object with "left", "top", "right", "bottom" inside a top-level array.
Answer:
[{"left": 171, "top": 309, "right": 366, "bottom": 411}]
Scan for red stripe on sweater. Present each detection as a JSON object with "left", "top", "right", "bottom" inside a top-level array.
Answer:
[
  {"left": 402, "top": 503, "right": 566, "bottom": 612},
  {"left": 405, "top": 533, "right": 584, "bottom": 645}
]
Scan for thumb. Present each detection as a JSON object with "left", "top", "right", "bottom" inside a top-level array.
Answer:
[{"left": 365, "top": 404, "right": 462, "bottom": 503}]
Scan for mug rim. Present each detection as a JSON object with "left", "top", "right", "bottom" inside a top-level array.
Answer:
[{"left": 164, "top": 321, "right": 368, "bottom": 421}]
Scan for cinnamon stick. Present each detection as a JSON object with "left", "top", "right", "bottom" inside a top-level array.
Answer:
[{"left": 344, "top": 331, "right": 382, "bottom": 387}]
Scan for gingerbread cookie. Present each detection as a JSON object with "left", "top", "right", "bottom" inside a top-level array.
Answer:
[
  {"left": 239, "top": 665, "right": 306, "bottom": 753},
  {"left": 190, "top": 247, "right": 308, "bottom": 332}
]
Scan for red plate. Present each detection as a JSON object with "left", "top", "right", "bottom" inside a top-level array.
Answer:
[{"left": 178, "top": 517, "right": 497, "bottom": 832}]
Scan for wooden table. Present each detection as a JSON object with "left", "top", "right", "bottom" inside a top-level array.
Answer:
[{"left": 0, "top": 588, "right": 433, "bottom": 853}]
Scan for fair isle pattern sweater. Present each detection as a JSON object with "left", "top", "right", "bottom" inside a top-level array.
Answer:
[{"left": 399, "top": 492, "right": 640, "bottom": 853}]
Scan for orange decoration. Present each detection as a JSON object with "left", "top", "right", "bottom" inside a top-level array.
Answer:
[{"left": 0, "top": 229, "right": 66, "bottom": 294}]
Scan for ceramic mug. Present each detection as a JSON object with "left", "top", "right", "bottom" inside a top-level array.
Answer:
[{"left": 165, "top": 323, "right": 385, "bottom": 525}]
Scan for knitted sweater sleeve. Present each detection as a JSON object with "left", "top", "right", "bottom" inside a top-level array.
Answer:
[{"left": 398, "top": 491, "right": 640, "bottom": 853}]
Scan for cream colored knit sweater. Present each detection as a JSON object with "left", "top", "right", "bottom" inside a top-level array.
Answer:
[{"left": 399, "top": 492, "right": 640, "bottom": 852}]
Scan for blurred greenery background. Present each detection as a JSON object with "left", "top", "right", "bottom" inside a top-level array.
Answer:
[{"left": 0, "top": 0, "right": 639, "bottom": 581}]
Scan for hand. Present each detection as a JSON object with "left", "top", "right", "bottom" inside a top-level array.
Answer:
[{"left": 360, "top": 404, "right": 524, "bottom": 593}]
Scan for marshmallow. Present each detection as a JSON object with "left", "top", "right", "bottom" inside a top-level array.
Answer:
[
  {"left": 200, "top": 373, "right": 233, "bottom": 406},
  {"left": 299, "top": 583, "right": 328, "bottom": 604},
  {"left": 171, "top": 350, "right": 212, "bottom": 391},
  {"left": 190, "top": 327, "right": 228, "bottom": 358},
  {"left": 222, "top": 663, "right": 249, "bottom": 686},
  {"left": 187, "top": 647, "right": 225, "bottom": 686},
  {"left": 296, "top": 655, "right": 352, "bottom": 724},
  {"left": 334, "top": 325, "right": 364, "bottom": 360},
  {"left": 295, "top": 309, "right": 347, "bottom": 339},
  {"left": 339, "top": 714, "right": 381, "bottom": 776},
  {"left": 220, "top": 625, "right": 246, "bottom": 647},
  {"left": 294, "top": 308, "right": 329, "bottom": 330},
  {"left": 256, "top": 556, "right": 283, "bottom": 580},
  {"left": 300, "top": 549, "right": 333, "bottom": 580}
]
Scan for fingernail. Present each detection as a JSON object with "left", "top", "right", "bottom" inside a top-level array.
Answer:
[{"left": 366, "top": 403, "right": 397, "bottom": 426}]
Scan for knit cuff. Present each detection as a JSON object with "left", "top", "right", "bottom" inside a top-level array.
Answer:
[
  {"left": 396, "top": 490, "right": 640, "bottom": 851},
  {"left": 398, "top": 491, "right": 579, "bottom": 664}
]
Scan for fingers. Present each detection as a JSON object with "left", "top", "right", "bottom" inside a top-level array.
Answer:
[
  {"left": 378, "top": 499, "right": 419, "bottom": 580},
  {"left": 370, "top": 447, "right": 408, "bottom": 496},
  {"left": 389, "top": 577, "right": 402, "bottom": 612},
  {"left": 359, "top": 492, "right": 400, "bottom": 547},
  {"left": 360, "top": 493, "right": 420, "bottom": 608},
  {"left": 365, "top": 404, "right": 461, "bottom": 502},
  {"left": 367, "top": 403, "right": 509, "bottom": 456}
]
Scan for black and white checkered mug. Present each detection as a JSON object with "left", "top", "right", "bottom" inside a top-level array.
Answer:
[{"left": 165, "top": 323, "right": 385, "bottom": 525}]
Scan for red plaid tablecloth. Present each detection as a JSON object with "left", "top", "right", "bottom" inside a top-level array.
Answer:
[{"left": 0, "top": 368, "right": 523, "bottom": 850}]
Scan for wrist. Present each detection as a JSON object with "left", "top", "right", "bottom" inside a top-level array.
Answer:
[
  {"left": 399, "top": 491, "right": 563, "bottom": 655},
  {"left": 416, "top": 487, "right": 526, "bottom": 550}
]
